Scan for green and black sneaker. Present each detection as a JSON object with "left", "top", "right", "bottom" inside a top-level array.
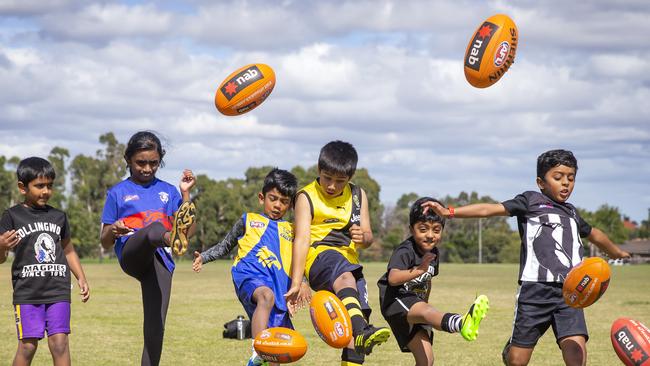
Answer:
[
  {"left": 353, "top": 325, "right": 391, "bottom": 355},
  {"left": 460, "top": 294, "right": 490, "bottom": 341}
]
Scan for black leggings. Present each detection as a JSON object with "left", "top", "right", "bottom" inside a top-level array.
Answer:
[{"left": 120, "top": 222, "right": 172, "bottom": 366}]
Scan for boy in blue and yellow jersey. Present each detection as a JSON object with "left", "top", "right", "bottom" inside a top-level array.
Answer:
[
  {"left": 192, "top": 168, "right": 309, "bottom": 366},
  {"left": 286, "top": 141, "right": 390, "bottom": 366}
]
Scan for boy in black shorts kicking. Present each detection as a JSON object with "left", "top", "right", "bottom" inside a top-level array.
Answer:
[
  {"left": 378, "top": 197, "right": 489, "bottom": 366},
  {"left": 424, "top": 149, "right": 630, "bottom": 366}
]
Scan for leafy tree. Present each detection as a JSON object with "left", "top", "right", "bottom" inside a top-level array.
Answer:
[
  {"left": 48, "top": 147, "right": 69, "bottom": 209},
  {"left": 67, "top": 133, "right": 126, "bottom": 257}
]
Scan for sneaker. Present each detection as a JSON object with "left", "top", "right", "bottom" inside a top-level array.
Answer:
[
  {"left": 170, "top": 201, "right": 196, "bottom": 256},
  {"left": 353, "top": 325, "right": 391, "bottom": 355},
  {"left": 246, "top": 355, "right": 268, "bottom": 366},
  {"left": 460, "top": 294, "right": 489, "bottom": 341}
]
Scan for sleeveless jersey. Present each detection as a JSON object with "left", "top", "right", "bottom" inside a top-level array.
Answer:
[
  {"left": 300, "top": 180, "right": 362, "bottom": 276},
  {"left": 0, "top": 204, "right": 71, "bottom": 305},
  {"left": 231, "top": 213, "right": 293, "bottom": 311}
]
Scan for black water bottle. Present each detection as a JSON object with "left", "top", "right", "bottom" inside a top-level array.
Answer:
[{"left": 236, "top": 315, "right": 245, "bottom": 340}]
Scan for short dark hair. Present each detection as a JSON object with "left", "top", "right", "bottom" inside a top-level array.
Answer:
[
  {"left": 263, "top": 168, "right": 298, "bottom": 201},
  {"left": 537, "top": 149, "right": 578, "bottom": 180},
  {"left": 318, "top": 140, "right": 358, "bottom": 177},
  {"left": 124, "top": 131, "right": 166, "bottom": 167},
  {"left": 17, "top": 157, "right": 56, "bottom": 185},
  {"left": 409, "top": 197, "right": 446, "bottom": 228}
]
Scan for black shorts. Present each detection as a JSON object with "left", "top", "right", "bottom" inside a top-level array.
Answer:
[
  {"left": 384, "top": 297, "right": 433, "bottom": 352},
  {"left": 508, "top": 282, "right": 588, "bottom": 348},
  {"left": 308, "top": 250, "right": 371, "bottom": 315}
]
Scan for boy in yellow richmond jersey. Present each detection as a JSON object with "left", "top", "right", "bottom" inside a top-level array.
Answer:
[{"left": 286, "top": 141, "right": 390, "bottom": 366}]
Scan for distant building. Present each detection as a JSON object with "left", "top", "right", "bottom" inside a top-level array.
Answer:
[
  {"left": 622, "top": 217, "right": 639, "bottom": 231},
  {"left": 618, "top": 239, "right": 650, "bottom": 264}
]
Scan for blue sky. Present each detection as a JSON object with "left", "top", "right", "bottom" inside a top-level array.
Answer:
[{"left": 0, "top": 0, "right": 648, "bottom": 223}]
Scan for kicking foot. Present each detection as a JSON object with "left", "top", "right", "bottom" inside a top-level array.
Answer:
[
  {"left": 170, "top": 201, "right": 196, "bottom": 256},
  {"left": 460, "top": 294, "right": 490, "bottom": 341}
]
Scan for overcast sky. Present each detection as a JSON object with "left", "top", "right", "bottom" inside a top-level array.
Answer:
[{"left": 0, "top": 0, "right": 648, "bottom": 223}]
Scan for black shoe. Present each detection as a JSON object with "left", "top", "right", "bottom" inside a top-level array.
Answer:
[{"left": 353, "top": 325, "right": 390, "bottom": 355}]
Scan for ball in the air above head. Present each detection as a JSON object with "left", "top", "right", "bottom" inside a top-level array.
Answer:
[
  {"left": 214, "top": 63, "right": 275, "bottom": 116},
  {"left": 463, "top": 14, "right": 518, "bottom": 88}
]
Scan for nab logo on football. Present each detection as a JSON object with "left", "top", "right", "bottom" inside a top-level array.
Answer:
[
  {"left": 576, "top": 275, "right": 592, "bottom": 292},
  {"left": 465, "top": 21, "right": 499, "bottom": 71},
  {"left": 616, "top": 327, "right": 649, "bottom": 365},
  {"left": 221, "top": 65, "right": 263, "bottom": 101},
  {"left": 324, "top": 301, "right": 338, "bottom": 320}
]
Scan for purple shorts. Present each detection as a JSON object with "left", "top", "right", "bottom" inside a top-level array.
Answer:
[{"left": 14, "top": 302, "right": 71, "bottom": 340}]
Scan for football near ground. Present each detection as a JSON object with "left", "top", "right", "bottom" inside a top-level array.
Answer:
[
  {"left": 611, "top": 317, "right": 650, "bottom": 366},
  {"left": 563, "top": 257, "right": 611, "bottom": 308},
  {"left": 309, "top": 290, "right": 352, "bottom": 348},
  {"left": 253, "top": 327, "right": 307, "bottom": 363}
]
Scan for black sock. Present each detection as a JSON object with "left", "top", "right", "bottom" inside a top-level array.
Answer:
[
  {"left": 336, "top": 288, "right": 368, "bottom": 336},
  {"left": 441, "top": 313, "right": 462, "bottom": 333}
]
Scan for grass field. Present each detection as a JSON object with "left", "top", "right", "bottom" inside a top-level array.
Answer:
[{"left": 1, "top": 260, "right": 649, "bottom": 365}]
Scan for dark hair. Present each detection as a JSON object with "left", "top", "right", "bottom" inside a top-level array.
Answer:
[
  {"left": 124, "top": 131, "right": 166, "bottom": 168},
  {"left": 318, "top": 140, "right": 358, "bottom": 178},
  {"left": 537, "top": 149, "right": 578, "bottom": 180},
  {"left": 409, "top": 197, "right": 446, "bottom": 228},
  {"left": 16, "top": 157, "right": 56, "bottom": 185},
  {"left": 263, "top": 168, "right": 298, "bottom": 201}
]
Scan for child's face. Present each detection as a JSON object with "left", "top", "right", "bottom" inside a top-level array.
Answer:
[
  {"left": 127, "top": 149, "right": 160, "bottom": 185},
  {"left": 537, "top": 164, "right": 576, "bottom": 203},
  {"left": 318, "top": 169, "right": 351, "bottom": 197},
  {"left": 259, "top": 188, "right": 292, "bottom": 220},
  {"left": 410, "top": 220, "right": 443, "bottom": 253},
  {"left": 19, "top": 176, "right": 53, "bottom": 208}
]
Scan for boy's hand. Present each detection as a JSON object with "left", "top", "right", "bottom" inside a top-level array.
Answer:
[
  {"left": 284, "top": 283, "right": 302, "bottom": 308},
  {"left": 421, "top": 201, "right": 448, "bottom": 218},
  {"left": 192, "top": 251, "right": 203, "bottom": 272},
  {"left": 349, "top": 224, "right": 364, "bottom": 245},
  {"left": 112, "top": 220, "right": 133, "bottom": 237},
  {"left": 0, "top": 230, "right": 20, "bottom": 249},
  {"left": 179, "top": 169, "right": 196, "bottom": 193},
  {"left": 78, "top": 278, "right": 90, "bottom": 303},
  {"left": 297, "top": 282, "right": 312, "bottom": 310},
  {"left": 417, "top": 252, "right": 436, "bottom": 272}
]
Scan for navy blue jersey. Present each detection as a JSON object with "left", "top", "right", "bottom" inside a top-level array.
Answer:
[{"left": 502, "top": 191, "right": 592, "bottom": 283}]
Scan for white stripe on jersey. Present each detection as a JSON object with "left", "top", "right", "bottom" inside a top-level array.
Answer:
[{"left": 521, "top": 214, "right": 583, "bottom": 282}]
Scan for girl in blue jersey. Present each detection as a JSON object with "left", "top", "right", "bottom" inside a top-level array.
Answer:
[{"left": 100, "top": 131, "right": 196, "bottom": 366}]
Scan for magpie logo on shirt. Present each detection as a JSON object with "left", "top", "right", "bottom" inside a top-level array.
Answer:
[
  {"left": 34, "top": 233, "right": 56, "bottom": 263},
  {"left": 159, "top": 192, "right": 169, "bottom": 204}
]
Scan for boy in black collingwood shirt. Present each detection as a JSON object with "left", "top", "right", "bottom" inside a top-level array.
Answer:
[
  {"left": 377, "top": 197, "right": 489, "bottom": 366},
  {"left": 0, "top": 157, "right": 89, "bottom": 366}
]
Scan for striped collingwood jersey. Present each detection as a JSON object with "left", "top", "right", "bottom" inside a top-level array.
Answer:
[
  {"left": 502, "top": 191, "right": 592, "bottom": 283},
  {"left": 231, "top": 213, "right": 293, "bottom": 309},
  {"left": 300, "top": 180, "right": 362, "bottom": 274}
]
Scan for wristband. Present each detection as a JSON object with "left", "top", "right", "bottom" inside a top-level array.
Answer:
[{"left": 448, "top": 205, "right": 455, "bottom": 219}]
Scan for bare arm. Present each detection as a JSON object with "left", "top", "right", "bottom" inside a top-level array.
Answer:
[
  {"left": 587, "top": 227, "right": 630, "bottom": 259},
  {"left": 422, "top": 201, "right": 509, "bottom": 219},
  {"left": 351, "top": 189, "right": 373, "bottom": 249},
  {"left": 63, "top": 238, "right": 90, "bottom": 302},
  {"left": 285, "top": 193, "right": 311, "bottom": 303}
]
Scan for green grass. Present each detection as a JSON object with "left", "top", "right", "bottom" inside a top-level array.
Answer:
[{"left": 1, "top": 261, "right": 649, "bottom": 365}]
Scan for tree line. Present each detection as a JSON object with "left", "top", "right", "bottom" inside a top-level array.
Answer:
[{"left": 1, "top": 133, "right": 644, "bottom": 262}]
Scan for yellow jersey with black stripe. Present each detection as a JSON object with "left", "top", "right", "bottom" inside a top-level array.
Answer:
[
  {"left": 231, "top": 212, "right": 293, "bottom": 282},
  {"left": 300, "top": 180, "right": 362, "bottom": 276}
]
